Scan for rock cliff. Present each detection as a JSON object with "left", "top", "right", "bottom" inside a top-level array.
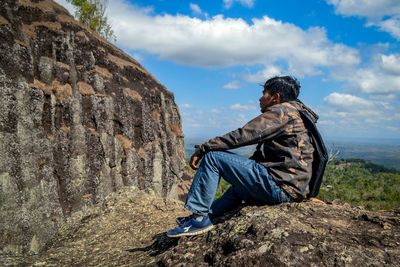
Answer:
[
  {"left": 0, "top": 0, "right": 185, "bottom": 255},
  {"left": 2, "top": 187, "right": 398, "bottom": 266}
]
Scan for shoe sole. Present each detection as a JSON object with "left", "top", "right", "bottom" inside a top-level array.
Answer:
[{"left": 167, "top": 225, "right": 215, "bottom": 238}]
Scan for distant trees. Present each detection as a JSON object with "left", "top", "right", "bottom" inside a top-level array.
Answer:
[
  {"left": 67, "top": 0, "right": 116, "bottom": 41},
  {"left": 319, "top": 159, "right": 400, "bottom": 210}
]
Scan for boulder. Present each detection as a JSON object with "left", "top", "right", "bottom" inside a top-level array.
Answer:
[
  {"left": 0, "top": 0, "right": 185, "bottom": 255},
  {"left": 158, "top": 200, "right": 400, "bottom": 266}
]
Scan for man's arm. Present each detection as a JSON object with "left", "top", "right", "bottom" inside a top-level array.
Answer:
[{"left": 198, "top": 104, "right": 291, "bottom": 154}]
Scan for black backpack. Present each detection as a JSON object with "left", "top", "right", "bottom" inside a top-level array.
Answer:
[
  {"left": 298, "top": 108, "right": 328, "bottom": 198},
  {"left": 251, "top": 105, "right": 328, "bottom": 198}
]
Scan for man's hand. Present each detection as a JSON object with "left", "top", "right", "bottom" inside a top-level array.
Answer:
[{"left": 189, "top": 149, "right": 203, "bottom": 170}]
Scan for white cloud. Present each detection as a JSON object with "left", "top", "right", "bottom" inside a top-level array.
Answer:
[
  {"left": 181, "top": 105, "right": 257, "bottom": 136},
  {"left": 386, "top": 126, "right": 400, "bottom": 133},
  {"left": 223, "top": 80, "right": 241, "bottom": 90},
  {"left": 210, "top": 108, "right": 221, "bottom": 113},
  {"left": 223, "top": 0, "right": 255, "bottom": 9},
  {"left": 319, "top": 88, "right": 400, "bottom": 138},
  {"left": 331, "top": 53, "right": 400, "bottom": 94},
  {"left": 381, "top": 54, "right": 400, "bottom": 75},
  {"left": 324, "top": 92, "right": 373, "bottom": 109},
  {"left": 230, "top": 103, "right": 257, "bottom": 111},
  {"left": 368, "top": 94, "right": 397, "bottom": 101},
  {"left": 104, "top": 0, "right": 358, "bottom": 74},
  {"left": 320, "top": 108, "right": 384, "bottom": 134},
  {"left": 189, "top": 3, "right": 208, "bottom": 18},
  {"left": 327, "top": 0, "right": 400, "bottom": 18},
  {"left": 244, "top": 65, "right": 282, "bottom": 83},
  {"left": 223, "top": 0, "right": 234, "bottom": 9},
  {"left": 345, "top": 69, "right": 400, "bottom": 94},
  {"left": 190, "top": 3, "right": 202, "bottom": 15},
  {"left": 180, "top": 103, "right": 192, "bottom": 109},
  {"left": 373, "top": 16, "right": 400, "bottom": 40},
  {"left": 327, "top": 0, "right": 400, "bottom": 39}
]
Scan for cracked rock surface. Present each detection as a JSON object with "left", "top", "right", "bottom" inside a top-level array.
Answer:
[
  {"left": 0, "top": 0, "right": 185, "bottom": 256},
  {"left": 158, "top": 199, "right": 400, "bottom": 267},
  {"left": 3, "top": 188, "right": 399, "bottom": 266}
]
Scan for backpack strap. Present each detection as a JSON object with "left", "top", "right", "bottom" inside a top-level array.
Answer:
[
  {"left": 249, "top": 142, "right": 264, "bottom": 161},
  {"left": 297, "top": 108, "right": 328, "bottom": 198},
  {"left": 256, "top": 142, "right": 262, "bottom": 151}
]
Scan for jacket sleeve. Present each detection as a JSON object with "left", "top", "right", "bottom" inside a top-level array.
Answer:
[{"left": 197, "top": 105, "right": 291, "bottom": 153}]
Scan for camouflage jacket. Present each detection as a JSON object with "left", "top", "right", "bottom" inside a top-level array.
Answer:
[{"left": 196, "top": 100, "right": 317, "bottom": 199}]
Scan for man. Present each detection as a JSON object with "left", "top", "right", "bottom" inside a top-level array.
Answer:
[{"left": 167, "top": 76, "right": 317, "bottom": 238}]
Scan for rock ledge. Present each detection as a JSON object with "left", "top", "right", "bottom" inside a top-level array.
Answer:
[{"left": 2, "top": 188, "right": 398, "bottom": 266}]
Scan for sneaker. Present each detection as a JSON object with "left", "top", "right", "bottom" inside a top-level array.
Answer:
[
  {"left": 176, "top": 215, "right": 192, "bottom": 226},
  {"left": 167, "top": 216, "right": 214, "bottom": 238}
]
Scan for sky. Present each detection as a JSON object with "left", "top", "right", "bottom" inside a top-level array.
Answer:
[{"left": 56, "top": 0, "right": 400, "bottom": 143}]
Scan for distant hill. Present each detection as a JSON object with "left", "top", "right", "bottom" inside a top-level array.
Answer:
[{"left": 326, "top": 141, "right": 400, "bottom": 171}]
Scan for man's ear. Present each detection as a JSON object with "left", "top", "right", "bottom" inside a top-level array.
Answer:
[{"left": 273, "top": 92, "right": 281, "bottom": 103}]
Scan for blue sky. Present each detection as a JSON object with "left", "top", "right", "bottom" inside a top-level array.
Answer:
[{"left": 57, "top": 0, "right": 400, "bottom": 142}]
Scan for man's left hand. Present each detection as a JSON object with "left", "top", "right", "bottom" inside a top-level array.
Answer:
[{"left": 189, "top": 150, "right": 203, "bottom": 170}]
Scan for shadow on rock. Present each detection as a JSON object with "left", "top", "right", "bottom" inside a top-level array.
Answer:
[
  {"left": 126, "top": 232, "right": 179, "bottom": 256},
  {"left": 211, "top": 204, "right": 250, "bottom": 225}
]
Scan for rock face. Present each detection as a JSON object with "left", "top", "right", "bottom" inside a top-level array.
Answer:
[
  {"left": 159, "top": 200, "right": 400, "bottom": 266},
  {"left": 3, "top": 188, "right": 398, "bottom": 266},
  {"left": 0, "top": 0, "right": 185, "bottom": 255}
]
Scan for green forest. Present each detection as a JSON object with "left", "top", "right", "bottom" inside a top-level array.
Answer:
[
  {"left": 318, "top": 159, "right": 400, "bottom": 210},
  {"left": 214, "top": 159, "right": 400, "bottom": 211}
]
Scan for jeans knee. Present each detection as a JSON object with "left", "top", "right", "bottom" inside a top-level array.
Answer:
[
  {"left": 200, "top": 151, "right": 224, "bottom": 169},
  {"left": 204, "top": 150, "right": 226, "bottom": 158},
  {"left": 203, "top": 150, "right": 227, "bottom": 162}
]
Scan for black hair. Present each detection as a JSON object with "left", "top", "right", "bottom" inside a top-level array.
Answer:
[{"left": 263, "top": 76, "right": 301, "bottom": 102}]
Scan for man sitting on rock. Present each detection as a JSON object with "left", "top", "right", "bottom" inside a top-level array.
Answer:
[{"left": 167, "top": 76, "right": 316, "bottom": 237}]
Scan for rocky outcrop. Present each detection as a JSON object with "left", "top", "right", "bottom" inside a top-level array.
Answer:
[
  {"left": 3, "top": 188, "right": 398, "bottom": 266},
  {"left": 0, "top": 0, "right": 186, "bottom": 256},
  {"left": 158, "top": 200, "right": 400, "bottom": 266}
]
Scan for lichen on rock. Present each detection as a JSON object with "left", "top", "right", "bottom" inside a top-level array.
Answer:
[
  {"left": 3, "top": 187, "right": 398, "bottom": 266},
  {"left": 0, "top": 0, "right": 186, "bottom": 256},
  {"left": 156, "top": 200, "right": 400, "bottom": 267}
]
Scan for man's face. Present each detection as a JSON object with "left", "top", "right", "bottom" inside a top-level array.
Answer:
[{"left": 259, "top": 89, "right": 277, "bottom": 112}]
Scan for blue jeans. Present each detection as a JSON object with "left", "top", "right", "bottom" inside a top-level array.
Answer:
[{"left": 184, "top": 151, "right": 293, "bottom": 217}]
